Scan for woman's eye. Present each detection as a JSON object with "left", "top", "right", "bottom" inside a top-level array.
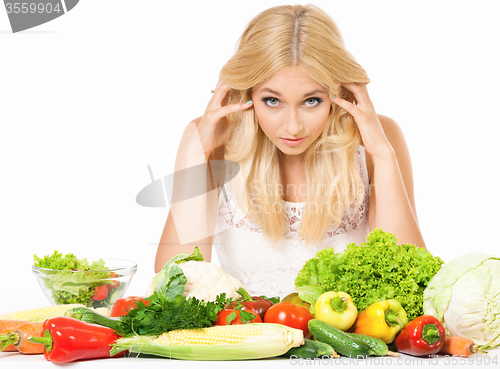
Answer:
[
  {"left": 304, "top": 97, "right": 322, "bottom": 107},
  {"left": 263, "top": 97, "right": 280, "bottom": 107}
]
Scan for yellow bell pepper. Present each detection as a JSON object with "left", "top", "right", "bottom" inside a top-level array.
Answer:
[
  {"left": 313, "top": 291, "right": 358, "bottom": 331},
  {"left": 351, "top": 299, "right": 408, "bottom": 344}
]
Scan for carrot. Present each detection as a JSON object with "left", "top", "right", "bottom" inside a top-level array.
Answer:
[
  {"left": 439, "top": 336, "right": 481, "bottom": 357},
  {"left": 439, "top": 335, "right": 500, "bottom": 357},
  {"left": 0, "top": 321, "right": 44, "bottom": 354},
  {"left": 0, "top": 319, "right": 28, "bottom": 352}
]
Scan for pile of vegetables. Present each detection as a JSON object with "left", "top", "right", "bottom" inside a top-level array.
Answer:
[
  {"left": 2, "top": 230, "right": 500, "bottom": 363},
  {"left": 295, "top": 228, "right": 444, "bottom": 321}
]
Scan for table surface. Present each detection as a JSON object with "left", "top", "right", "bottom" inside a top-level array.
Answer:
[{"left": 2, "top": 349, "right": 500, "bottom": 368}]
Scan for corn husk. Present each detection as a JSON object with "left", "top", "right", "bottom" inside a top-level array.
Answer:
[{"left": 110, "top": 323, "right": 304, "bottom": 360}]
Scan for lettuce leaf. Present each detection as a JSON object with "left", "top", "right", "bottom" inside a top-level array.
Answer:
[
  {"left": 149, "top": 246, "right": 204, "bottom": 299},
  {"left": 33, "top": 251, "right": 111, "bottom": 306},
  {"left": 295, "top": 228, "right": 444, "bottom": 321}
]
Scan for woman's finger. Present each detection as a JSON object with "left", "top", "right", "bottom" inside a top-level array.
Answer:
[
  {"left": 205, "top": 100, "right": 253, "bottom": 124},
  {"left": 330, "top": 94, "right": 359, "bottom": 116},
  {"left": 206, "top": 81, "right": 232, "bottom": 111},
  {"left": 340, "top": 83, "right": 369, "bottom": 107},
  {"left": 356, "top": 83, "right": 374, "bottom": 108},
  {"left": 342, "top": 82, "right": 375, "bottom": 110}
]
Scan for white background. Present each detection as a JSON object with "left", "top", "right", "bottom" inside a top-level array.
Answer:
[{"left": 1, "top": 0, "right": 499, "bottom": 313}]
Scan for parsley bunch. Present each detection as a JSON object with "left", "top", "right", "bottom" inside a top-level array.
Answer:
[{"left": 119, "top": 292, "right": 230, "bottom": 337}]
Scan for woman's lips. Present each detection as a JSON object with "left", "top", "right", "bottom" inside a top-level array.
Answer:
[{"left": 280, "top": 137, "right": 306, "bottom": 147}]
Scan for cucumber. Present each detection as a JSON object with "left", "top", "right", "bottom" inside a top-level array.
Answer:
[
  {"left": 108, "top": 287, "right": 125, "bottom": 305},
  {"left": 308, "top": 319, "right": 372, "bottom": 358},
  {"left": 348, "top": 333, "right": 388, "bottom": 356},
  {"left": 283, "top": 338, "right": 335, "bottom": 359},
  {"left": 64, "top": 307, "right": 122, "bottom": 331}
]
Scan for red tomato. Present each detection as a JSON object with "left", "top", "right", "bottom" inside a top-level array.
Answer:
[
  {"left": 111, "top": 296, "right": 150, "bottom": 317},
  {"left": 214, "top": 308, "right": 262, "bottom": 325},
  {"left": 106, "top": 272, "right": 120, "bottom": 291},
  {"left": 264, "top": 302, "right": 313, "bottom": 338},
  {"left": 91, "top": 285, "right": 109, "bottom": 301}
]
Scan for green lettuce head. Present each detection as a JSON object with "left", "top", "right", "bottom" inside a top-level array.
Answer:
[{"left": 295, "top": 229, "right": 444, "bottom": 321}]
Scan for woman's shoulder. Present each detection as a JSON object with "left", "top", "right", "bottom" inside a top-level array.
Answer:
[
  {"left": 192, "top": 116, "right": 203, "bottom": 127},
  {"left": 377, "top": 114, "right": 406, "bottom": 145}
]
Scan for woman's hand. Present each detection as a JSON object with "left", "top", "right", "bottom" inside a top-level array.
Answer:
[
  {"left": 197, "top": 79, "right": 253, "bottom": 159},
  {"left": 331, "top": 83, "right": 392, "bottom": 159}
]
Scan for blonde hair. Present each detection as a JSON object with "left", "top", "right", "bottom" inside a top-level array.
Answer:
[{"left": 219, "top": 4, "right": 370, "bottom": 246}]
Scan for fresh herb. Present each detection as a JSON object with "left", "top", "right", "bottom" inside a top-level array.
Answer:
[
  {"left": 225, "top": 302, "right": 257, "bottom": 324},
  {"left": 34, "top": 250, "right": 112, "bottom": 306},
  {"left": 295, "top": 229, "right": 444, "bottom": 321},
  {"left": 118, "top": 291, "right": 231, "bottom": 337}
]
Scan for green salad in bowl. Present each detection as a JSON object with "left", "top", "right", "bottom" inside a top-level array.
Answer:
[{"left": 32, "top": 250, "right": 137, "bottom": 308}]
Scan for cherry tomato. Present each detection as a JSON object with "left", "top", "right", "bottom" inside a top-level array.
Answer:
[
  {"left": 110, "top": 296, "right": 150, "bottom": 317},
  {"left": 106, "top": 272, "right": 120, "bottom": 291},
  {"left": 214, "top": 308, "right": 262, "bottom": 325},
  {"left": 264, "top": 302, "right": 313, "bottom": 338},
  {"left": 91, "top": 285, "right": 109, "bottom": 301}
]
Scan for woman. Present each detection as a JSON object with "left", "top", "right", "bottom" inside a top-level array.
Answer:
[{"left": 155, "top": 4, "right": 425, "bottom": 297}]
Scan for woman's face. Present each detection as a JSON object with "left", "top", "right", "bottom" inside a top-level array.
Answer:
[{"left": 252, "top": 67, "right": 331, "bottom": 161}]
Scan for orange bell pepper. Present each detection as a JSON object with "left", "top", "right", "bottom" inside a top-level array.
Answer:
[{"left": 351, "top": 299, "right": 408, "bottom": 343}]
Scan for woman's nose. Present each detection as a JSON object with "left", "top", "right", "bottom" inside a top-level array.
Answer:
[{"left": 284, "top": 109, "right": 303, "bottom": 136}]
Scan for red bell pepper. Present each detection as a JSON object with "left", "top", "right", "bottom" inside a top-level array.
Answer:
[
  {"left": 28, "top": 316, "right": 125, "bottom": 363},
  {"left": 215, "top": 307, "right": 262, "bottom": 325},
  {"left": 225, "top": 288, "right": 274, "bottom": 320},
  {"left": 394, "top": 315, "right": 446, "bottom": 356},
  {"left": 111, "top": 296, "right": 150, "bottom": 317}
]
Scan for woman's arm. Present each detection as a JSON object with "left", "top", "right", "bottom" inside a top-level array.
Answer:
[
  {"left": 366, "top": 115, "right": 426, "bottom": 249},
  {"left": 154, "top": 118, "right": 217, "bottom": 273},
  {"left": 155, "top": 81, "right": 254, "bottom": 272},
  {"left": 331, "top": 84, "right": 426, "bottom": 249}
]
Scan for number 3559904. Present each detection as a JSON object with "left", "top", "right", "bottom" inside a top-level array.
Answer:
[{"left": 5, "top": 2, "right": 63, "bottom": 14}]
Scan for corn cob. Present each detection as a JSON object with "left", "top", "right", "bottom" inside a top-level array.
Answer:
[
  {"left": 110, "top": 323, "right": 305, "bottom": 360},
  {"left": 0, "top": 304, "right": 85, "bottom": 322}
]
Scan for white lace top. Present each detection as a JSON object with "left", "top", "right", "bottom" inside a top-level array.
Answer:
[{"left": 213, "top": 146, "right": 370, "bottom": 298}]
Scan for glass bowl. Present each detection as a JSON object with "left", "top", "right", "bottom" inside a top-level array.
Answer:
[{"left": 32, "top": 258, "right": 137, "bottom": 309}]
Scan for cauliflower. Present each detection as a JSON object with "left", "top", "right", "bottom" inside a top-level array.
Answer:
[
  {"left": 147, "top": 247, "right": 244, "bottom": 302},
  {"left": 181, "top": 260, "right": 243, "bottom": 301}
]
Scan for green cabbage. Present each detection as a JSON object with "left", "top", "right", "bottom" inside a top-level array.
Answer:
[
  {"left": 423, "top": 252, "right": 500, "bottom": 344},
  {"left": 295, "top": 229, "right": 444, "bottom": 321}
]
